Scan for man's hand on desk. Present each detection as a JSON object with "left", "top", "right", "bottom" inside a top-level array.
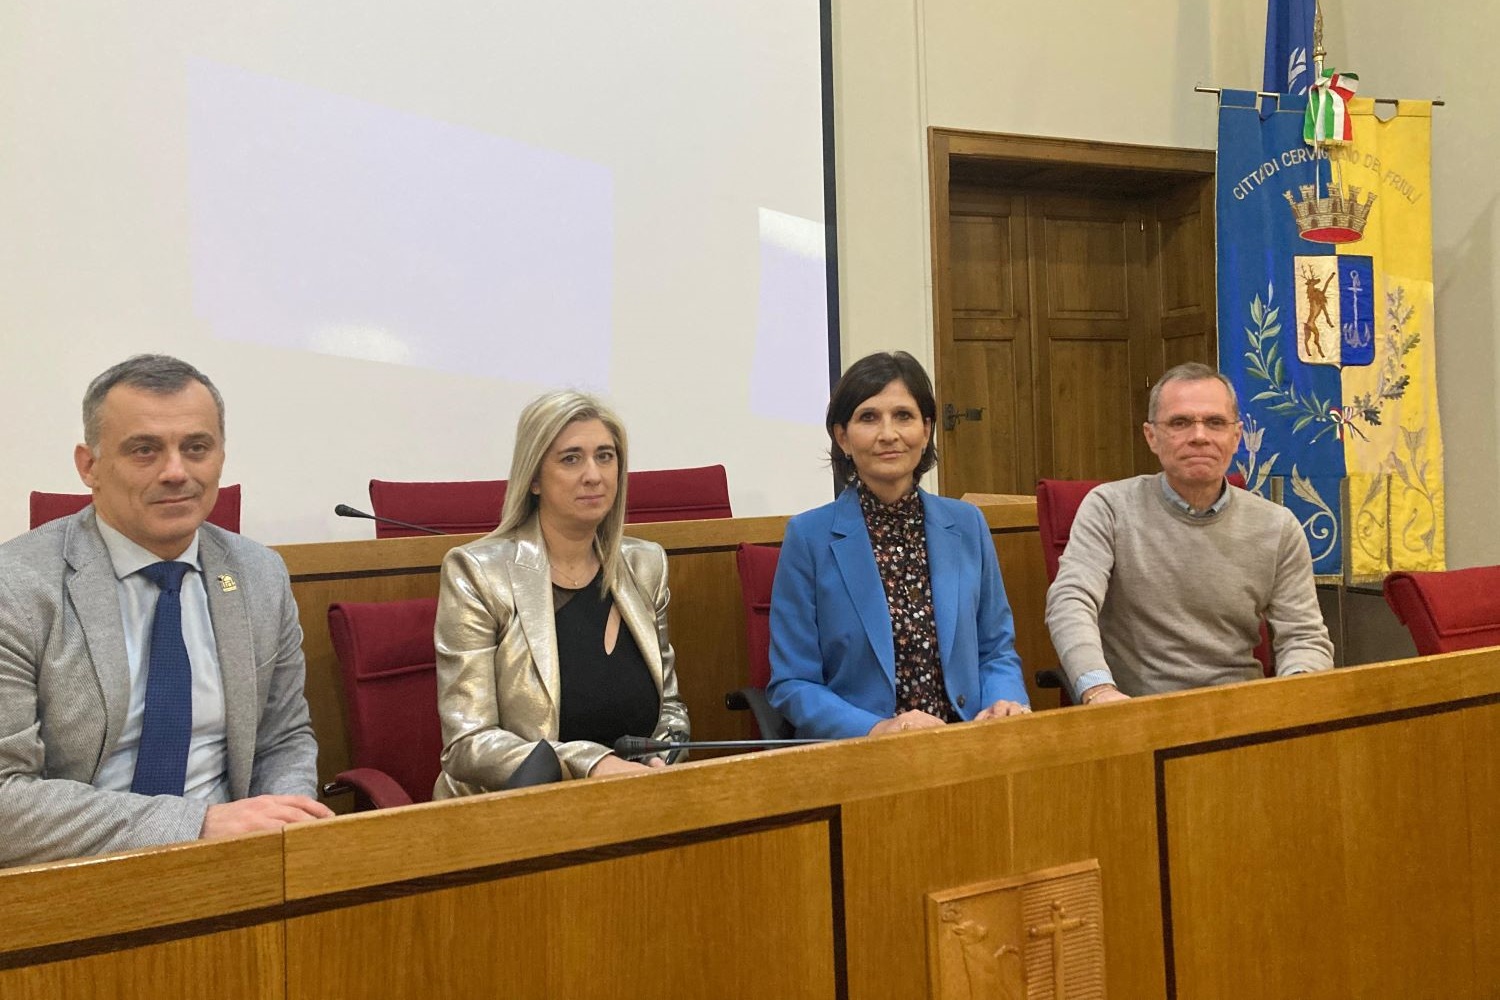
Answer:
[
  {"left": 201, "top": 794, "right": 335, "bottom": 839},
  {"left": 1080, "top": 684, "right": 1129, "bottom": 705}
]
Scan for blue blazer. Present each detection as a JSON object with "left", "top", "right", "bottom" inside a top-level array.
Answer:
[{"left": 767, "top": 487, "right": 1027, "bottom": 739}]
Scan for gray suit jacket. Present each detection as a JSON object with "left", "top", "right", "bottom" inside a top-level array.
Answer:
[{"left": 0, "top": 507, "right": 319, "bottom": 867}]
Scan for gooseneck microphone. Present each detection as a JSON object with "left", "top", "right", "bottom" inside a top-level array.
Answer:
[
  {"left": 334, "top": 503, "right": 449, "bottom": 537},
  {"left": 613, "top": 734, "right": 824, "bottom": 759}
]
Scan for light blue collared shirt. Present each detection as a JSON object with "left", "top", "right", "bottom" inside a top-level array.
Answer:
[
  {"left": 93, "top": 520, "right": 229, "bottom": 803},
  {"left": 1159, "top": 476, "right": 1233, "bottom": 519}
]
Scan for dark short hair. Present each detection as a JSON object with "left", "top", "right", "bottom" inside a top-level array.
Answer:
[
  {"left": 83, "top": 354, "right": 226, "bottom": 450},
  {"left": 826, "top": 351, "right": 939, "bottom": 486},
  {"left": 1147, "top": 362, "right": 1239, "bottom": 422}
]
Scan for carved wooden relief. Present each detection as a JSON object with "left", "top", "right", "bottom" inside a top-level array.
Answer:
[{"left": 926, "top": 859, "right": 1105, "bottom": 1000}]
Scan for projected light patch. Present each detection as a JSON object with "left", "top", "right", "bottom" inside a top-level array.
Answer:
[
  {"left": 751, "top": 207, "right": 828, "bottom": 424},
  {"left": 186, "top": 58, "right": 614, "bottom": 384}
]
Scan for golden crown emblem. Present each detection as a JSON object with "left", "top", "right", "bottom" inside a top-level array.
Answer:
[{"left": 1283, "top": 181, "right": 1377, "bottom": 244}]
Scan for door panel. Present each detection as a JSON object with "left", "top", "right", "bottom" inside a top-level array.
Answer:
[
  {"left": 1029, "top": 192, "right": 1150, "bottom": 482},
  {"left": 938, "top": 187, "right": 1033, "bottom": 498}
]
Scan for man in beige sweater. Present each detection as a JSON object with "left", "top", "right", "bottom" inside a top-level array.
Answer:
[{"left": 1045, "top": 363, "right": 1334, "bottom": 705}]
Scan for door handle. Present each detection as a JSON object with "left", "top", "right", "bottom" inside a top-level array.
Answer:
[{"left": 942, "top": 403, "right": 985, "bottom": 431}]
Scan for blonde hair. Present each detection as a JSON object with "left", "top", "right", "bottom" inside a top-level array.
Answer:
[{"left": 497, "top": 390, "right": 630, "bottom": 592}]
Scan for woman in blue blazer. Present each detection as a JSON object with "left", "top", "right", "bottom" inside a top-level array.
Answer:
[{"left": 767, "top": 351, "right": 1030, "bottom": 739}]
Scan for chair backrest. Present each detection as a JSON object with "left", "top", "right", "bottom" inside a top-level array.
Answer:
[
  {"left": 1384, "top": 567, "right": 1500, "bottom": 655},
  {"left": 625, "top": 465, "right": 732, "bottom": 524},
  {"left": 1035, "top": 479, "right": 1103, "bottom": 583},
  {"left": 735, "top": 542, "right": 781, "bottom": 691},
  {"left": 327, "top": 598, "right": 443, "bottom": 804},
  {"left": 29, "top": 484, "right": 243, "bottom": 533},
  {"left": 1036, "top": 474, "right": 1269, "bottom": 675},
  {"left": 367, "top": 479, "right": 508, "bottom": 538}
]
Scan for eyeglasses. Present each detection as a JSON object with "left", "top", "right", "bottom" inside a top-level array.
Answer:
[{"left": 1153, "top": 416, "right": 1239, "bottom": 436}]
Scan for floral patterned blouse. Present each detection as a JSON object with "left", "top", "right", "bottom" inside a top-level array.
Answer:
[{"left": 857, "top": 482, "right": 958, "bottom": 722}]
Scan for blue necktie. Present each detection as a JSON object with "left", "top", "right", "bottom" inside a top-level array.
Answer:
[{"left": 131, "top": 560, "right": 193, "bottom": 796}]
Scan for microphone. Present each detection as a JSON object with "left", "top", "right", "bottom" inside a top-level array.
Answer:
[
  {"left": 613, "top": 734, "right": 824, "bottom": 760},
  {"left": 334, "top": 503, "right": 449, "bottom": 537}
]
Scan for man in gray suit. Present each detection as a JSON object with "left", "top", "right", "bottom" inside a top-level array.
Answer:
[{"left": 0, "top": 355, "right": 331, "bottom": 867}]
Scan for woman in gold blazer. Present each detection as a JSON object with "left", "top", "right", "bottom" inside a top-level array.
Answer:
[{"left": 433, "top": 391, "right": 689, "bottom": 797}]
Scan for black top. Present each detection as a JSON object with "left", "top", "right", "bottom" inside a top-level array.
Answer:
[
  {"left": 857, "top": 482, "right": 958, "bottom": 722},
  {"left": 554, "top": 572, "right": 660, "bottom": 746}
]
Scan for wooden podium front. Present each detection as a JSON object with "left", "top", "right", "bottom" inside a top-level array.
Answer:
[{"left": 3, "top": 651, "right": 1496, "bottom": 999}]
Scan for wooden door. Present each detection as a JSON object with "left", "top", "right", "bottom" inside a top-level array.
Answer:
[
  {"left": 1027, "top": 191, "right": 1153, "bottom": 481},
  {"left": 931, "top": 134, "right": 1216, "bottom": 498}
]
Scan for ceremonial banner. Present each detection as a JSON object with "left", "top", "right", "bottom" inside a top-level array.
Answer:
[
  {"left": 1217, "top": 90, "right": 1346, "bottom": 577},
  {"left": 1333, "top": 101, "right": 1445, "bottom": 578},
  {"left": 1216, "top": 92, "right": 1446, "bottom": 580}
]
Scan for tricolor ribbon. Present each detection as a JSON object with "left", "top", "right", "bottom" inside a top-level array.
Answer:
[
  {"left": 1329, "top": 406, "right": 1369, "bottom": 442},
  {"left": 1305, "top": 68, "right": 1359, "bottom": 144}
]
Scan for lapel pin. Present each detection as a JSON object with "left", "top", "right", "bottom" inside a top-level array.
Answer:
[{"left": 218, "top": 574, "right": 238, "bottom": 593}]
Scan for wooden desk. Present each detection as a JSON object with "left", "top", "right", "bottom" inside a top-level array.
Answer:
[
  {"left": 3, "top": 651, "right": 1494, "bottom": 998},
  {"left": 276, "top": 503, "right": 1057, "bottom": 790}
]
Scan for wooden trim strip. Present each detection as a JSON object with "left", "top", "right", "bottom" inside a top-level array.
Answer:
[
  {"left": 0, "top": 904, "right": 285, "bottom": 973},
  {"left": 1152, "top": 691, "right": 1500, "bottom": 998},
  {"left": 1156, "top": 691, "right": 1500, "bottom": 761},
  {"left": 829, "top": 808, "right": 850, "bottom": 1000},
  {"left": 0, "top": 808, "right": 839, "bottom": 971},
  {"left": 281, "top": 806, "right": 840, "bottom": 919}
]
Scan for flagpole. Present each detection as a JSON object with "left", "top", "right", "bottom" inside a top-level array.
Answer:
[{"left": 1191, "top": 86, "right": 1444, "bottom": 107}]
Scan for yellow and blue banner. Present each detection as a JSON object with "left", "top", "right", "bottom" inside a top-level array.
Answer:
[{"left": 1215, "top": 92, "right": 1445, "bottom": 580}]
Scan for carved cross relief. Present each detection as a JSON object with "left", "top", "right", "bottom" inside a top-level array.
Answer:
[{"left": 925, "top": 860, "right": 1105, "bottom": 1000}]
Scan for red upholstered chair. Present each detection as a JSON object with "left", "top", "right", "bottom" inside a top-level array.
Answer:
[
  {"left": 29, "top": 484, "right": 243, "bottom": 533},
  {"left": 326, "top": 598, "right": 443, "bottom": 809},
  {"left": 724, "top": 542, "right": 793, "bottom": 739},
  {"left": 625, "top": 465, "right": 732, "bottom": 524},
  {"left": 1384, "top": 567, "right": 1500, "bottom": 655},
  {"left": 367, "top": 479, "right": 507, "bottom": 538},
  {"left": 1035, "top": 474, "right": 1270, "bottom": 703}
]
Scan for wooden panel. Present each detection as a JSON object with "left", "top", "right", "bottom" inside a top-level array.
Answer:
[
  {"left": 0, "top": 835, "right": 285, "bottom": 1000},
  {"left": 4, "top": 643, "right": 1497, "bottom": 1000},
  {"left": 944, "top": 339, "right": 1024, "bottom": 495},
  {"left": 1010, "top": 756, "right": 1165, "bottom": 999},
  {"left": 1152, "top": 179, "right": 1216, "bottom": 375},
  {"left": 1164, "top": 712, "right": 1480, "bottom": 999},
  {"left": 1465, "top": 702, "right": 1499, "bottom": 990},
  {"left": 1043, "top": 215, "right": 1130, "bottom": 318},
  {"left": 1161, "top": 333, "right": 1207, "bottom": 373},
  {"left": 951, "top": 213, "right": 1017, "bottom": 315},
  {"left": 1155, "top": 209, "right": 1202, "bottom": 313},
  {"left": 0, "top": 834, "right": 283, "bottom": 953},
  {"left": 0, "top": 926, "right": 283, "bottom": 1000},
  {"left": 285, "top": 821, "right": 835, "bottom": 1000},
  {"left": 993, "top": 528, "right": 1059, "bottom": 711},
  {"left": 939, "top": 187, "right": 1033, "bottom": 501},
  {"left": 842, "top": 775, "right": 1015, "bottom": 999},
  {"left": 1047, "top": 339, "right": 1136, "bottom": 480},
  {"left": 657, "top": 548, "right": 753, "bottom": 743}
]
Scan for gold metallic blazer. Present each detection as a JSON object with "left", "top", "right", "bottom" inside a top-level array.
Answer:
[{"left": 432, "top": 516, "right": 690, "bottom": 797}]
